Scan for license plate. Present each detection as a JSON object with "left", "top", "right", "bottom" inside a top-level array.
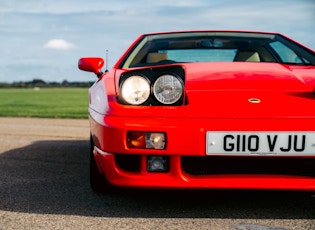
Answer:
[{"left": 206, "top": 132, "right": 315, "bottom": 156}]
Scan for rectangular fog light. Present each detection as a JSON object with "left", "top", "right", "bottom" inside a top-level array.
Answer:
[{"left": 147, "top": 156, "right": 169, "bottom": 172}]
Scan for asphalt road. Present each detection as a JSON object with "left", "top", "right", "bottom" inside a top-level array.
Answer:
[{"left": 0, "top": 117, "right": 315, "bottom": 230}]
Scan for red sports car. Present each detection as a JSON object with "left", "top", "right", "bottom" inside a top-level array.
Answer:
[{"left": 78, "top": 31, "right": 315, "bottom": 192}]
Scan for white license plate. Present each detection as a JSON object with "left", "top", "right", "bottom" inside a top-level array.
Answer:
[{"left": 206, "top": 132, "right": 315, "bottom": 156}]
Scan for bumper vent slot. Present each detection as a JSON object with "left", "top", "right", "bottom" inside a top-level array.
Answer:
[
  {"left": 115, "top": 154, "right": 141, "bottom": 172},
  {"left": 181, "top": 156, "right": 315, "bottom": 177}
]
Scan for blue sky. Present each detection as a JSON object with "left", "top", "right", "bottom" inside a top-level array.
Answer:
[{"left": 0, "top": 0, "right": 314, "bottom": 83}]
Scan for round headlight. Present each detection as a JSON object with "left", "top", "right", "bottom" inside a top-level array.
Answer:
[
  {"left": 121, "top": 76, "right": 150, "bottom": 105},
  {"left": 153, "top": 74, "right": 183, "bottom": 104}
]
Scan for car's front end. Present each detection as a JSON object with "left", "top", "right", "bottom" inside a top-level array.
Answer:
[{"left": 79, "top": 31, "right": 315, "bottom": 192}]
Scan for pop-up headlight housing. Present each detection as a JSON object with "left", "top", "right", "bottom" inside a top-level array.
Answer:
[{"left": 119, "top": 66, "right": 185, "bottom": 106}]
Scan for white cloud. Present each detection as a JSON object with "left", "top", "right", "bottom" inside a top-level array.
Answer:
[{"left": 43, "top": 39, "right": 75, "bottom": 50}]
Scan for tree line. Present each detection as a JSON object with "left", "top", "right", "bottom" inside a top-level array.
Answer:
[{"left": 0, "top": 79, "right": 94, "bottom": 88}]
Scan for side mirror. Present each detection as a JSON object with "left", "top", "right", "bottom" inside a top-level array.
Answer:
[{"left": 78, "top": 57, "right": 104, "bottom": 77}]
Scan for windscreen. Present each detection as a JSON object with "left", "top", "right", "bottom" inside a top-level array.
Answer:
[{"left": 121, "top": 32, "right": 315, "bottom": 68}]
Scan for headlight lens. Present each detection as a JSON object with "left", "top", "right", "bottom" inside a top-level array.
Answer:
[
  {"left": 153, "top": 74, "right": 183, "bottom": 104},
  {"left": 121, "top": 76, "right": 150, "bottom": 105}
]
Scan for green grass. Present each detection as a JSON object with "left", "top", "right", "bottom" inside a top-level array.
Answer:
[{"left": 0, "top": 88, "right": 89, "bottom": 119}]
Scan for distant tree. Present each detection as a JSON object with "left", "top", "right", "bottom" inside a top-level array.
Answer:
[
  {"left": 12, "top": 81, "right": 26, "bottom": 88},
  {"left": 62, "top": 80, "right": 70, "bottom": 87},
  {"left": 32, "top": 79, "right": 47, "bottom": 85},
  {"left": 0, "top": 82, "right": 11, "bottom": 88},
  {"left": 1, "top": 79, "right": 92, "bottom": 88},
  {"left": 49, "top": 82, "right": 62, "bottom": 87}
]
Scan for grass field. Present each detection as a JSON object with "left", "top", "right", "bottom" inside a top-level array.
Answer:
[{"left": 0, "top": 88, "right": 89, "bottom": 119}]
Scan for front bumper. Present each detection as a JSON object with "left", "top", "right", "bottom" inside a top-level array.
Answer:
[
  {"left": 94, "top": 150, "right": 315, "bottom": 190},
  {"left": 90, "top": 112, "right": 315, "bottom": 191}
]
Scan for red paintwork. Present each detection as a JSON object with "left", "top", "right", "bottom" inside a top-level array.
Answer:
[{"left": 81, "top": 31, "right": 315, "bottom": 191}]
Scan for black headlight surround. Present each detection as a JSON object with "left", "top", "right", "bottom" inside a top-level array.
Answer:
[{"left": 118, "top": 66, "right": 185, "bottom": 106}]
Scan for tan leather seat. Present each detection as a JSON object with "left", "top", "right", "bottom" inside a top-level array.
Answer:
[
  {"left": 146, "top": 52, "right": 168, "bottom": 63},
  {"left": 234, "top": 51, "right": 260, "bottom": 62}
]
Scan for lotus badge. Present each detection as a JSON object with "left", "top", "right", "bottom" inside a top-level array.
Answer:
[{"left": 248, "top": 98, "right": 261, "bottom": 103}]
